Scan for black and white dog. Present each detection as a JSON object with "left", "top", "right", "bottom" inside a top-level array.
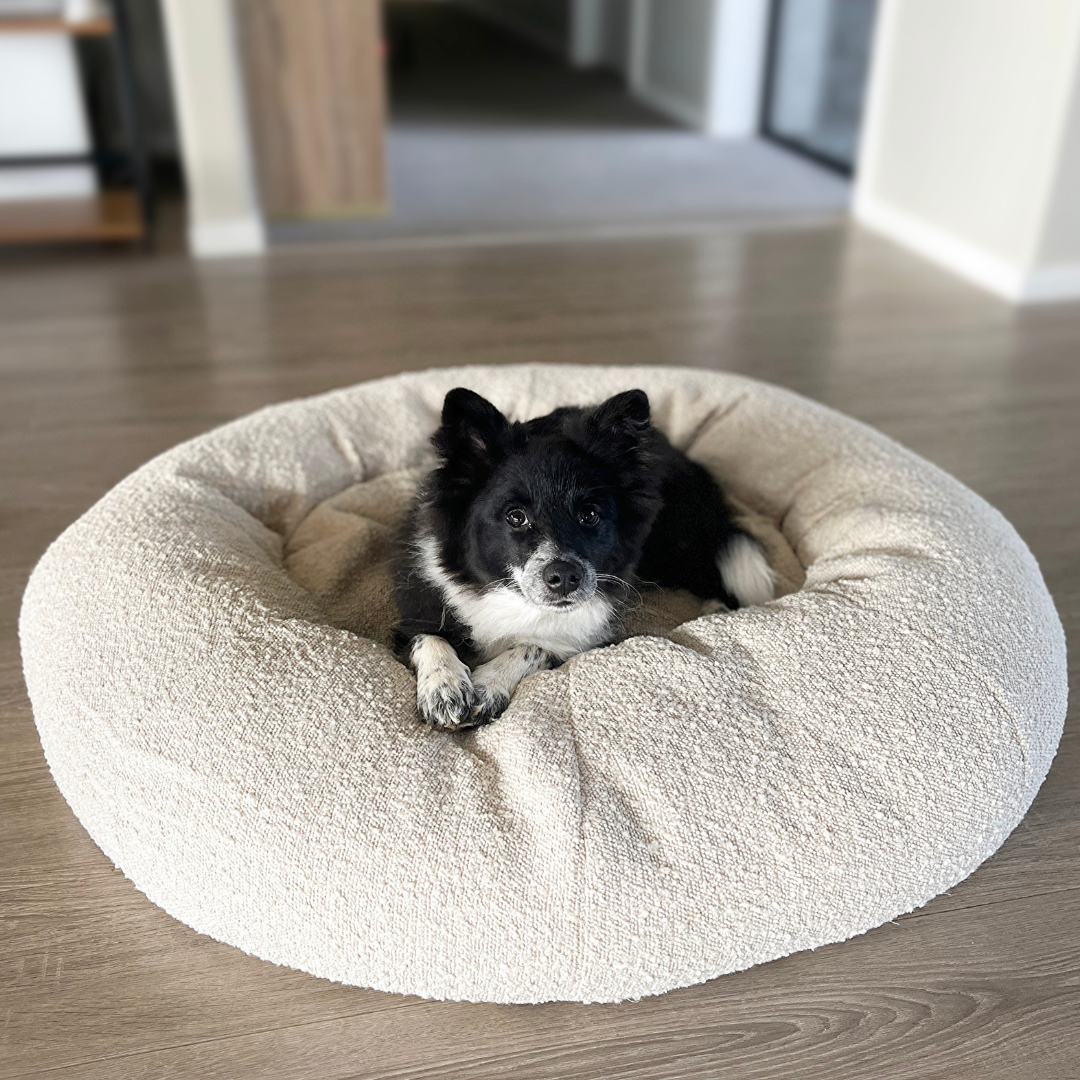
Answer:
[{"left": 392, "top": 387, "right": 774, "bottom": 729}]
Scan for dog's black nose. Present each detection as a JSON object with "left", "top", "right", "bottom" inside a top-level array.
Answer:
[{"left": 543, "top": 560, "right": 582, "bottom": 598}]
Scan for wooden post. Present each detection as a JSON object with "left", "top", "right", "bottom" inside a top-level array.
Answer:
[{"left": 235, "top": 0, "right": 388, "bottom": 221}]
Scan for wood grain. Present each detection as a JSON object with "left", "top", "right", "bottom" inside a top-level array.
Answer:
[
  {"left": 0, "top": 16, "right": 113, "bottom": 36},
  {"left": 0, "top": 192, "right": 143, "bottom": 246},
  {"left": 1, "top": 222, "right": 1078, "bottom": 1079},
  {"left": 236, "top": 0, "right": 387, "bottom": 220}
]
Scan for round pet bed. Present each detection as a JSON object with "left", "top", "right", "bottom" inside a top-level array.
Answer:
[{"left": 20, "top": 365, "right": 1067, "bottom": 1004}]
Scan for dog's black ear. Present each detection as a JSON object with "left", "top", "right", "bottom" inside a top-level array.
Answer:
[
  {"left": 433, "top": 387, "right": 510, "bottom": 465},
  {"left": 583, "top": 389, "right": 662, "bottom": 506},
  {"left": 589, "top": 389, "right": 651, "bottom": 442}
]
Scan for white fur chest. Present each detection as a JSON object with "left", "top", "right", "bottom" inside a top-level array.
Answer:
[
  {"left": 452, "top": 587, "right": 615, "bottom": 662},
  {"left": 415, "top": 537, "right": 615, "bottom": 662}
]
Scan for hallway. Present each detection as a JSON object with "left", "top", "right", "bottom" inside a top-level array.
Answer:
[{"left": 272, "top": 2, "right": 850, "bottom": 246}]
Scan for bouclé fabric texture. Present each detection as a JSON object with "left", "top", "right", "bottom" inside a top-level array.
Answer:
[{"left": 19, "top": 365, "right": 1067, "bottom": 1004}]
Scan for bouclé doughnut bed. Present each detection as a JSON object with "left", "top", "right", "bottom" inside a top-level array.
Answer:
[{"left": 19, "top": 364, "right": 1067, "bottom": 1004}]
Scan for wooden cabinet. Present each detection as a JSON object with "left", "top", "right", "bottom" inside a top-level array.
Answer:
[{"left": 235, "top": 0, "right": 387, "bottom": 221}]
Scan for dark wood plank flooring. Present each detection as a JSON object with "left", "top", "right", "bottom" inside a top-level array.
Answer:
[{"left": 1, "top": 222, "right": 1077, "bottom": 1079}]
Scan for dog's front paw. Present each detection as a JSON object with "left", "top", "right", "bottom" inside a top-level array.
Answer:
[
  {"left": 469, "top": 680, "right": 511, "bottom": 726},
  {"left": 699, "top": 598, "right": 729, "bottom": 616},
  {"left": 467, "top": 644, "right": 553, "bottom": 726},
  {"left": 417, "top": 668, "right": 477, "bottom": 730}
]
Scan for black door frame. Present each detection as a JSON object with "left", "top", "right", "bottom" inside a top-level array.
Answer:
[{"left": 759, "top": 0, "right": 859, "bottom": 176}]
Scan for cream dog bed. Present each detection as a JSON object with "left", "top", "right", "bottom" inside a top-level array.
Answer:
[{"left": 19, "top": 365, "right": 1067, "bottom": 1004}]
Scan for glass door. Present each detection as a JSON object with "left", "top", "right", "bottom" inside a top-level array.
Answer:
[{"left": 762, "top": 0, "right": 879, "bottom": 173}]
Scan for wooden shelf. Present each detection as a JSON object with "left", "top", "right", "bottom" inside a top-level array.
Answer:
[
  {"left": 0, "top": 189, "right": 143, "bottom": 244},
  {"left": 0, "top": 15, "right": 113, "bottom": 36}
]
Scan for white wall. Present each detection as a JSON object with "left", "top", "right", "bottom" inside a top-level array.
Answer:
[
  {"left": 462, "top": 0, "right": 769, "bottom": 137},
  {"left": 855, "top": 0, "right": 1080, "bottom": 302},
  {"left": 1035, "top": 63, "right": 1080, "bottom": 272},
  {"left": 630, "top": 0, "right": 712, "bottom": 127},
  {"left": 547, "top": 0, "right": 631, "bottom": 74},
  {"left": 0, "top": 32, "right": 96, "bottom": 201},
  {"left": 594, "top": 0, "right": 631, "bottom": 73},
  {"left": 160, "top": 0, "right": 265, "bottom": 258},
  {"left": 628, "top": 0, "right": 769, "bottom": 137},
  {"left": 706, "top": 0, "right": 770, "bottom": 137}
]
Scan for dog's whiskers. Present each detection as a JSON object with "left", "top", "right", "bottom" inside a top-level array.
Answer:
[{"left": 596, "top": 574, "right": 643, "bottom": 613}]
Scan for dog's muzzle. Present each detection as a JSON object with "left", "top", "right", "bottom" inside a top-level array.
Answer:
[{"left": 517, "top": 546, "right": 597, "bottom": 607}]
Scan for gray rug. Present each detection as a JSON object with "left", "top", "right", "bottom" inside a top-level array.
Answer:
[{"left": 273, "top": 129, "right": 850, "bottom": 247}]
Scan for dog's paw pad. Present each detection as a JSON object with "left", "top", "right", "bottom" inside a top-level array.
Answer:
[
  {"left": 470, "top": 682, "right": 511, "bottom": 726},
  {"left": 417, "top": 673, "right": 476, "bottom": 731}
]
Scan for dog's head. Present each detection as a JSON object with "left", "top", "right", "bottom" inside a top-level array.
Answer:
[{"left": 427, "top": 387, "right": 664, "bottom": 609}]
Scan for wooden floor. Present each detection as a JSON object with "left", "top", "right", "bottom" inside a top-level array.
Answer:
[{"left": 1, "top": 222, "right": 1078, "bottom": 1079}]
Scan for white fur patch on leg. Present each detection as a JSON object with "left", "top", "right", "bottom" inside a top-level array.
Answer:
[
  {"left": 718, "top": 534, "right": 776, "bottom": 608},
  {"left": 409, "top": 634, "right": 476, "bottom": 730},
  {"left": 470, "top": 644, "right": 554, "bottom": 725}
]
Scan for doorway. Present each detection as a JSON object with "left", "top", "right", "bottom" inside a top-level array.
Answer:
[
  {"left": 270, "top": 0, "right": 850, "bottom": 246},
  {"left": 762, "top": 0, "right": 879, "bottom": 173}
]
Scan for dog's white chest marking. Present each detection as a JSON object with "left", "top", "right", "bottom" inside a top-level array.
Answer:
[
  {"left": 415, "top": 537, "right": 615, "bottom": 662},
  {"left": 458, "top": 586, "right": 614, "bottom": 662}
]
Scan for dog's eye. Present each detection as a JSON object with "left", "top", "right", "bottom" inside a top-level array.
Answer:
[
  {"left": 578, "top": 506, "right": 600, "bottom": 527},
  {"left": 505, "top": 508, "right": 529, "bottom": 529}
]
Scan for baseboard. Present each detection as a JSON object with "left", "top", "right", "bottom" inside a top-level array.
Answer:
[
  {"left": 854, "top": 193, "right": 1024, "bottom": 298},
  {"left": 1021, "top": 262, "right": 1080, "bottom": 303},
  {"left": 189, "top": 216, "right": 266, "bottom": 259},
  {"left": 630, "top": 79, "right": 705, "bottom": 131},
  {"left": 854, "top": 194, "right": 1080, "bottom": 304}
]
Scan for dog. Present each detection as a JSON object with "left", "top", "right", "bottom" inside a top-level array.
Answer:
[{"left": 392, "top": 387, "right": 774, "bottom": 730}]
